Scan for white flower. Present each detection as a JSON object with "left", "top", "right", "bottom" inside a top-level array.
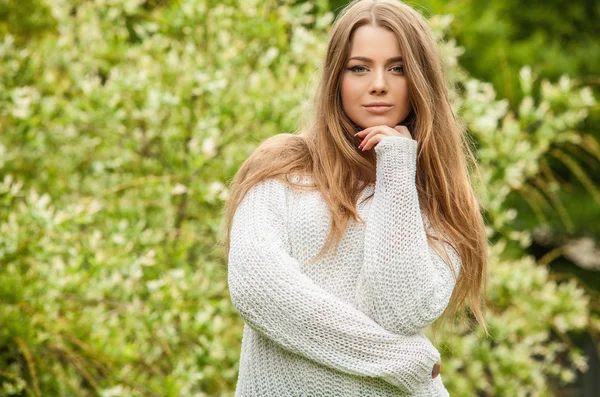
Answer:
[
  {"left": 202, "top": 136, "right": 217, "bottom": 158},
  {"left": 171, "top": 184, "right": 188, "bottom": 195},
  {"left": 11, "top": 86, "right": 39, "bottom": 119},
  {"left": 563, "top": 237, "right": 600, "bottom": 270}
]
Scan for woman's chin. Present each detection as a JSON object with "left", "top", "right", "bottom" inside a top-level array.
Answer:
[
  {"left": 356, "top": 115, "right": 403, "bottom": 129},
  {"left": 352, "top": 116, "right": 404, "bottom": 130},
  {"left": 359, "top": 121, "right": 399, "bottom": 129}
]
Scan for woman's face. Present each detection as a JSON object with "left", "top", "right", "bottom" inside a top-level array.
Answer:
[{"left": 340, "top": 25, "right": 411, "bottom": 130}]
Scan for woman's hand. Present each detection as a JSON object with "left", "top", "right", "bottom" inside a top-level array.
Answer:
[
  {"left": 354, "top": 124, "right": 413, "bottom": 151},
  {"left": 432, "top": 358, "right": 441, "bottom": 379}
]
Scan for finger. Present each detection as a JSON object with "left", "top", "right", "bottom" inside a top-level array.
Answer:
[
  {"left": 354, "top": 126, "right": 374, "bottom": 137},
  {"left": 361, "top": 128, "right": 384, "bottom": 144},
  {"left": 358, "top": 129, "right": 383, "bottom": 151},
  {"left": 361, "top": 124, "right": 407, "bottom": 150},
  {"left": 356, "top": 124, "right": 399, "bottom": 138},
  {"left": 361, "top": 125, "right": 398, "bottom": 143},
  {"left": 394, "top": 124, "right": 412, "bottom": 138},
  {"left": 361, "top": 134, "right": 385, "bottom": 151},
  {"left": 357, "top": 127, "right": 384, "bottom": 150}
]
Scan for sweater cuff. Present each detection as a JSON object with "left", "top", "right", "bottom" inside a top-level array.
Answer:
[
  {"left": 374, "top": 135, "right": 417, "bottom": 154},
  {"left": 413, "top": 340, "right": 441, "bottom": 387},
  {"left": 373, "top": 136, "right": 418, "bottom": 183},
  {"left": 384, "top": 335, "right": 441, "bottom": 393}
]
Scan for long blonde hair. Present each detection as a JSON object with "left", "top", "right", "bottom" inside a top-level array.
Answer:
[{"left": 219, "top": 0, "right": 489, "bottom": 337}]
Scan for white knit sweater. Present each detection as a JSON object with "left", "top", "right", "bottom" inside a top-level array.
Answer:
[{"left": 227, "top": 135, "right": 461, "bottom": 396}]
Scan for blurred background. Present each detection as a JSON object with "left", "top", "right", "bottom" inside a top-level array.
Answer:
[{"left": 0, "top": 0, "right": 598, "bottom": 396}]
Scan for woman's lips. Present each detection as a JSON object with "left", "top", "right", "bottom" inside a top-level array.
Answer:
[{"left": 363, "top": 105, "right": 393, "bottom": 114}]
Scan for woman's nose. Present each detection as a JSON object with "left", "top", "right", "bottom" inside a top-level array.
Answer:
[{"left": 369, "top": 70, "right": 388, "bottom": 94}]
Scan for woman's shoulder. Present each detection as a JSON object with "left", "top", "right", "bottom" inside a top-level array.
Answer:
[{"left": 250, "top": 174, "right": 315, "bottom": 197}]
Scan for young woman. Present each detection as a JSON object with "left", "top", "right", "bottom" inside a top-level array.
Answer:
[{"left": 220, "top": 0, "right": 489, "bottom": 395}]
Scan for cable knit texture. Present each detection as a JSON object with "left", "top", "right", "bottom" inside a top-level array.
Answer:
[{"left": 227, "top": 135, "right": 461, "bottom": 396}]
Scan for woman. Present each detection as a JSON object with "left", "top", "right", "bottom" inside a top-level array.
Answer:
[{"left": 220, "top": 0, "right": 489, "bottom": 395}]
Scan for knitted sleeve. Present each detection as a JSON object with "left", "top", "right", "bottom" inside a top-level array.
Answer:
[
  {"left": 354, "top": 136, "right": 462, "bottom": 335},
  {"left": 227, "top": 178, "right": 440, "bottom": 393}
]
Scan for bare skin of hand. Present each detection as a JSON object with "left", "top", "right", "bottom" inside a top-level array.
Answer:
[
  {"left": 432, "top": 358, "right": 441, "bottom": 379},
  {"left": 354, "top": 124, "right": 413, "bottom": 151}
]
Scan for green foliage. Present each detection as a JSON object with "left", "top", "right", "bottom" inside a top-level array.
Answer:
[
  {"left": 0, "top": 0, "right": 332, "bottom": 395},
  {"left": 412, "top": 0, "right": 599, "bottom": 105},
  {"left": 404, "top": 0, "right": 600, "bottom": 245},
  {"left": 425, "top": 15, "right": 598, "bottom": 396},
  {"left": 0, "top": 1, "right": 597, "bottom": 396}
]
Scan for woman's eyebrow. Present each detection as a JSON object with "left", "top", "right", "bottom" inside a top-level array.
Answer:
[{"left": 348, "top": 56, "right": 403, "bottom": 63}]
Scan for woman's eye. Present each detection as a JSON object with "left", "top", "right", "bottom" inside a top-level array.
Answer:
[
  {"left": 348, "top": 66, "right": 367, "bottom": 72},
  {"left": 348, "top": 65, "right": 404, "bottom": 74}
]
